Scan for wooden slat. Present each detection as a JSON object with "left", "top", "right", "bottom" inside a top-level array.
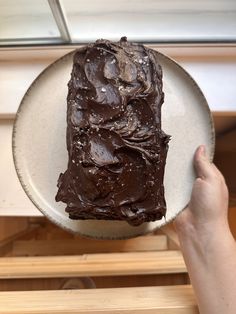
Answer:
[
  {"left": 12, "top": 235, "right": 168, "bottom": 256},
  {"left": 0, "top": 251, "right": 186, "bottom": 279},
  {"left": 0, "top": 217, "right": 28, "bottom": 242},
  {"left": 229, "top": 206, "right": 236, "bottom": 239},
  {"left": 0, "top": 225, "right": 40, "bottom": 257},
  {"left": 32, "top": 221, "right": 74, "bottom": 240},
  {"left": 161, "top": 224, "right": 180, "bottom": 250},
  {"left": 0, "top": 285, "right": 198, "bottom": 314}
]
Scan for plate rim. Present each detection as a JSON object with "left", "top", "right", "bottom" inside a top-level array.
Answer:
[{"left": 12, "top": 47, "right": 215, "bottom": 238}]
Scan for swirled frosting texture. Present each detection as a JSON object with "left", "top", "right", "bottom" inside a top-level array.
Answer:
[{"left": 56, "top": 37, "right": 170, "bottom": 226}]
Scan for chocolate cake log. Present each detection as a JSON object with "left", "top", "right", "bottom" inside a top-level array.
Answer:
[{"left": 56, "top": 37, "right": 170, "bottom": 226}]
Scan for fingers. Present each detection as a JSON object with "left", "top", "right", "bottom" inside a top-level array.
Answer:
[
  {"left": 194, "top": 145, "right": 209, "bottom": 179},
  {"left": 194, "top": 145, "right": 218, "bottom": 180}
]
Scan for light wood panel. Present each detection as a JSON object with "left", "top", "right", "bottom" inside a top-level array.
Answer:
[
  {"left": 213, "top": 113, "right": 236, "bottom": 135},
  {"left": 0, "top": 217, "right": 30, "bottom": 256},
  {"left": 0, "top": 285, "right": 198, "bottom": 314},
  {"left": 160, "top": 224, "right": 180, "bottom": 249},
  {"left": 12, "top": 235, "right": 168, "bottom": 256},
  {"left": 0, "top": 217, "right": 28, "bottom": 242},
  {"left": 0, "top": 225, "right": 40, "bottom": 257},
  {"left": 34, "top": 225, "right": 74, "bottom": 240},
  {"left": 229, "top": 206, "right": 236, "bottom": 239},
  {"left": 0, "top": 251, "right": 186, "bottom": 279}
]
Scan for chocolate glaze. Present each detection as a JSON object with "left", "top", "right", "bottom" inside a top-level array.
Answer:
[{"left": 56, "top": 37, "right": 170, "bottom": 226}]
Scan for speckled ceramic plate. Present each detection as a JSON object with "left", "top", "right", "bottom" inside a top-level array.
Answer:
[{"left": 12, "top": 50, "right": 214, "bottom": 239}]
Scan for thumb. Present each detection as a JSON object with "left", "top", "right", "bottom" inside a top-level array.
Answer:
[{"left": 194, "top": 145, "right": 215, "bottom": 180}]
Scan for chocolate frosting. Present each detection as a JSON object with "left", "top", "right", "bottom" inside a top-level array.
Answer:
[{"left": 56, "top": 37, "right": 170, "bottom": 226}]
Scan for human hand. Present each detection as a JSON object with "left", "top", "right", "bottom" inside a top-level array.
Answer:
[
  {"left": 174, "top": 145, "right": 229, "bottom": 234},
  {"left": 173, "top": 148, "right": 236, "bottom": 314}
]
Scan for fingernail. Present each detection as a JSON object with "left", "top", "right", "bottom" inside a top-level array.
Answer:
[{"left": 201, "top": 145, "right": 206, "bottom": 156}]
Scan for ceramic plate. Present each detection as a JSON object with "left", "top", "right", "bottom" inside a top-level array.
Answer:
[{"left": 12, "top": 50, "right": 214, "bottom": 239}]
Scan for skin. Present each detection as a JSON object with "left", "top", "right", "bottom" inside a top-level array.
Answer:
[{"left": 174, "top": 145, "right": 236, "bottom": 314}]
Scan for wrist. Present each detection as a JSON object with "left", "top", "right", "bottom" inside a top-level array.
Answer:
[
  {"left": 176, "top": 213, "right": 232, "bottom": 241},
  {"left": 176, "top": 217, "right": 235, "bottom": 257}
]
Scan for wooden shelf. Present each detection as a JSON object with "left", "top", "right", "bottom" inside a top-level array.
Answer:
[
  {"left": 0, "top": 285, "right": 197, "bottom": 314},
  {"left": 0, "top": 250, "right": 186, "bottom": 279},
  {"left": 11, "top": 235, "right": 168, "bottom": 256}
]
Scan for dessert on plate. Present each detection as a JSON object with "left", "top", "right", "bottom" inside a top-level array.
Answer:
[{"left": 56, "top": 37, "right": 170, "bottom": 226}]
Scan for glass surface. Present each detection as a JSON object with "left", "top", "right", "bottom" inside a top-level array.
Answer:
[
  {"left": 63, "top": 0, "right": 236, "bottom": 43},
  {"left": 1, "top": 0, "right": 236, "bottom": 45},
  {"left": 0, "top": 0, "right": 60, "bottom": 40}
]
